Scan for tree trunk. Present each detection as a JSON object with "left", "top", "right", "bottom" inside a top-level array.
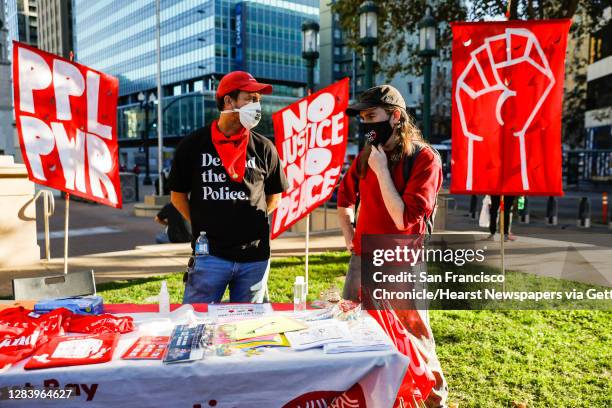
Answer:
[
  {"left": 563, "top": 0, "right": 579, "bottom": 18},
  {"left": 508, "top": 0, "right": 519, "bottom": 19},
  {"left": 527, "top": 0, "right": 535, "bottom": 19}
]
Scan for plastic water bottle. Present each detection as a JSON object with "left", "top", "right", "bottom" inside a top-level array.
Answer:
[
  {"left": 195, "top": 231, "right": 209, "bottom": 256},
  {"left": 294, "top": 276, "right": 307, "bottom": 313},
  {"left": 159, "top": 280, "right": 170, "bottom": 314}
]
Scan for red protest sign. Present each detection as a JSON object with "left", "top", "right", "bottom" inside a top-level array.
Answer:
[
  {"left": 450, "top": 20, "right": 570, "bottom": 196},
  {"left": 12, "top": 41, "right": 121, "bottom": 208},
  {"left": 271, "top": 78, "right": 349, "bottom": 239}
]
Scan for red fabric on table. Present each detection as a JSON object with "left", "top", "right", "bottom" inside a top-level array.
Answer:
[
  {"left": 67, "top": 313, "right": 135, "bottom": 334},
  {"left": 0, "top": 307, "right": 70, "bottom": 370},
  {"left": 103, "top": 303, "right": 296, "bottom": 314},
  {"left": 24, "top": 332, "right": 119, "bottom": 370},
  {"left": 367, "top": 306, "right": 436, "bottom": 406}
]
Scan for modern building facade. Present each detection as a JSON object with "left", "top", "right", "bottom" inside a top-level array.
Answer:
[
  {"left": 0, "top": 0, "right": 14, "bottom": 156},
  {"left": 37, "top": 0, "right": 73, "bottom": 58},
  {"left": 1, "top": 0, "right": 40, "bottom": 159},
  {"left": 319, "top": 0, "right": 358, "bottom": 99},
  {"left": 73, "top": 0, "right": 318, "bottom": 174},
  {"left": 585, "top": 5, "right": 612, "bottom": 151},
  {"left": 14, "top": 0, "right": 37, "bottom": 45}
]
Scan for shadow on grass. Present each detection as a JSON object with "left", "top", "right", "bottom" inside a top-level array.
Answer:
[
  {"left": 96, "top": 272, "right": 183, "bottom": 292},
  {"left": 271, "top": 252, "right": 350, "bottom": 269},
  {"left": 93, "top": 252, "right": 350, "bottom": 295}
]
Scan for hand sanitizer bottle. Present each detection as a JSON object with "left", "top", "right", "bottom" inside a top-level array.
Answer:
[
  {"left": 159, "top": 280, "right": 170, "bottom": 313},
  {"left": 294, "top": 276, "right": 306, "bottom": 313}
]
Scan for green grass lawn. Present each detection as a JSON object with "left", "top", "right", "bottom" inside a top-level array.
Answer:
[{"left": 97, "top": 251, "right": 611, "bottom": 408}]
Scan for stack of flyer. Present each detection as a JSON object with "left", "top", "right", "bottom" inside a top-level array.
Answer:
[
  {"left": 122, "top": 336, "right": 169, "bottom": 360},
  {"left": 284, "top": 320, "right": 352, "bottom": 351},
  {"left": 323, "top": 321, "right": 391, "bottom": 354},
  {"left": 163, "top": 324, "right": 208, "bottom": 364},
  {"left": 208, "top": 303, "right": 273, "bottom": 322}
]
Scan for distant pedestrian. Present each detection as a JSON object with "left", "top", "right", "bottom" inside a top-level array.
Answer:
[
  {"left": 155, "top": 167, "right": 171, "bottom": 196},
  {"left": 488, "top": 195, "right": 517, "bottom": 241},
  {"left": 154, "top": 203, "right": 192, "bottom": 244}
]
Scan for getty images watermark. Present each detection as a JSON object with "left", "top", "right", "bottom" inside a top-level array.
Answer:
[{"left": 360, "top": 234, "right": 612, "bottom": 310}]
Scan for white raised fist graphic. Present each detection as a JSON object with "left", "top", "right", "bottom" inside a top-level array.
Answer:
[{"left": 455, "top": 28, "right": 555, "bottom": 191}]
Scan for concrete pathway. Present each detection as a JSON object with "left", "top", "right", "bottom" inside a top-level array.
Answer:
[
  {"left": 0, "top": 232, "right": 346, "bottom": 297},
  {"left": 1, "top": 208, "right": 610, "bottom": 299}
]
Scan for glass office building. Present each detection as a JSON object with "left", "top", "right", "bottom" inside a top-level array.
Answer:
[{"left": 73, "top": 0, "right": 318, "bottom": 171}]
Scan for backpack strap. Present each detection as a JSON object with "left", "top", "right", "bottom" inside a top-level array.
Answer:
[
  {"left": 402, "top": 144, "right": 425, "bottom": 183},
  {"left": 402, "top": 144, "right": 441, "bottom": 236}
]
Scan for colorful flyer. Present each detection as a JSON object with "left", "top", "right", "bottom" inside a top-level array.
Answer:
[
  {"left": 208, "top": 303, "right": 273, "bottom": 321},
  {"left": 163, "top": 324, "right": 208, "bottom": 364},
  {"left": 121, "top": 336, "right": 169, "bottom": 360}
]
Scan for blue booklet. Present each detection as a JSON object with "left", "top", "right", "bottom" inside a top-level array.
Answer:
[
  {"left": 163, "top": 324, "right": 208, "bottom": 364},
  {"left": 34, "top": 296, "right": 104, "bottom": 315}
]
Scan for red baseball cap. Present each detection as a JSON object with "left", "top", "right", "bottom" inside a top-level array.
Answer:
[{"left": 216, "top": 71, "right": 273, "bottom": 98}]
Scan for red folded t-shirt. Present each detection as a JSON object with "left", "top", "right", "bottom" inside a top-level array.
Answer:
[
  {"left": 0, "top": 306, "right": 134, "bottom": 370},
  {"left": 24, "top": 332, "right": 119, "bottom": 370},
  {"left": 67, "top": 313, "right": 135, "bottom": 334},
  {"left": 0, "top": 307, "right": 70, "bottom": 370}
]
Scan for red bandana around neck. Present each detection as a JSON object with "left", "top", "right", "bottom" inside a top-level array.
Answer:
[{"left": 211, "top": 120, "right": 250, "bottom": 183}]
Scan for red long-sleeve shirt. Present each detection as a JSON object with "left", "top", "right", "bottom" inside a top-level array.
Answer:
[{"left": 337, "top": 146, "right": 443, "bottom": 255}]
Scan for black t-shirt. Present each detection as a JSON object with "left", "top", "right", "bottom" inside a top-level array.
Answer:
[
  {"left": 168, "top": 124, "right": 288, "bottom": 262},
  {"left": 157, "top": 203, "right": 192, "bottom": 243}
]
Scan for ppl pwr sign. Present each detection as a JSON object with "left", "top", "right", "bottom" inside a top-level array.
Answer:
[
  {"left": 12, "top": 41, "right": 122, "bottom": 208},
  {"left": 271, "top": 78, "right": 349, "bottom": 239}
]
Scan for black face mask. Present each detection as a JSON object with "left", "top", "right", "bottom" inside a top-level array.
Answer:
[{"left": 362, "top": 119, "right": 394, "bottom": 147}]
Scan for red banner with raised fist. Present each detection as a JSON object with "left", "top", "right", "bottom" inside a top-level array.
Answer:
[
  {"left": 450, "top": 20, "right": 570, "bottom": 196},
  {"left": 13, "top": 41, "right": 121, "bottom": 208},
  {"left": 271, "top": 78, "right": 349, "bottom": 239}
]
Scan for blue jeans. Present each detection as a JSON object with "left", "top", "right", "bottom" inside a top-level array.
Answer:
[
  {"left": 155, "top": 231, "right": 170, "bottom": 244},
  {"left": 182, "top": 255, "right": 270, "bottom": 304}
]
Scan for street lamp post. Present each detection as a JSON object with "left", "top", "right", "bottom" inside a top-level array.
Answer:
[
  {"left": 138, "top": 92, "right": 157, "bottom": 185},
  {"left": 301, "top": 20, "right": 320, "bottom": 95},
  {"left": 359, "top": 1, "right": 378, "bottom": 90},
  {"left": 301, "top": 19, "right": 320, "bottom": 296},
  {"left": 358, "top": 1, "right": 378, "bottom": 149},
  {"left": 418, "top": 8, "right": 437, "bottom": 141}
]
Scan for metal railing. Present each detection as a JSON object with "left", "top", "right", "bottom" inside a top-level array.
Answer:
[{"left": 33, "top": 189, "right": 55, "bottom": 261}]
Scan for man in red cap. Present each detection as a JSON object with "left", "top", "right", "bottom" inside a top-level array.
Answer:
[{"left": 168, "top": 71, "right": 288, "bottom": 304}]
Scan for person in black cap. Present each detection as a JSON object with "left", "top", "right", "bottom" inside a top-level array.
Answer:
[{"left": 337, "top": 85, "right": 448, "bottom": 408}]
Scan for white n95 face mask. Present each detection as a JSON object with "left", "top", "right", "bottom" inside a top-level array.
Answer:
[{"left": 222, "top": 101, "right": 262, "bottom": 130}]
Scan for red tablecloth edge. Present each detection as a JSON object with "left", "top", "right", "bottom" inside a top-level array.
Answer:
[{"left": 104, "top": 303, "right": 297, "bottom": 314}]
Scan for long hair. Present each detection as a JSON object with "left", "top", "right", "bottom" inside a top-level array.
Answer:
[{"left": 357, "top": 106, "right": 427, "bottom": 178}]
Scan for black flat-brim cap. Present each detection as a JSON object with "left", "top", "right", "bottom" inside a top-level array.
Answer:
[{"left": 346, "top": 85, "right": 407, "bottom": 116}]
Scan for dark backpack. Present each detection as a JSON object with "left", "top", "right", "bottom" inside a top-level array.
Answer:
[
  {"left": 402, "top": 143, "right": 442, "bottom": 236},
  {"left": 352, "top": 144, "right": 441, "bottom": 235}
]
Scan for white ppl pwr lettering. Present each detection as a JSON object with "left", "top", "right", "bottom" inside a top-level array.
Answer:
[{"left": 16, "top": 47, "right": 118, "bottom": 205}]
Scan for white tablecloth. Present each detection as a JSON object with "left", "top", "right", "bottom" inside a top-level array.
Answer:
[{"left": 0, "top": 305, "right": 409, "bottom": 408}]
